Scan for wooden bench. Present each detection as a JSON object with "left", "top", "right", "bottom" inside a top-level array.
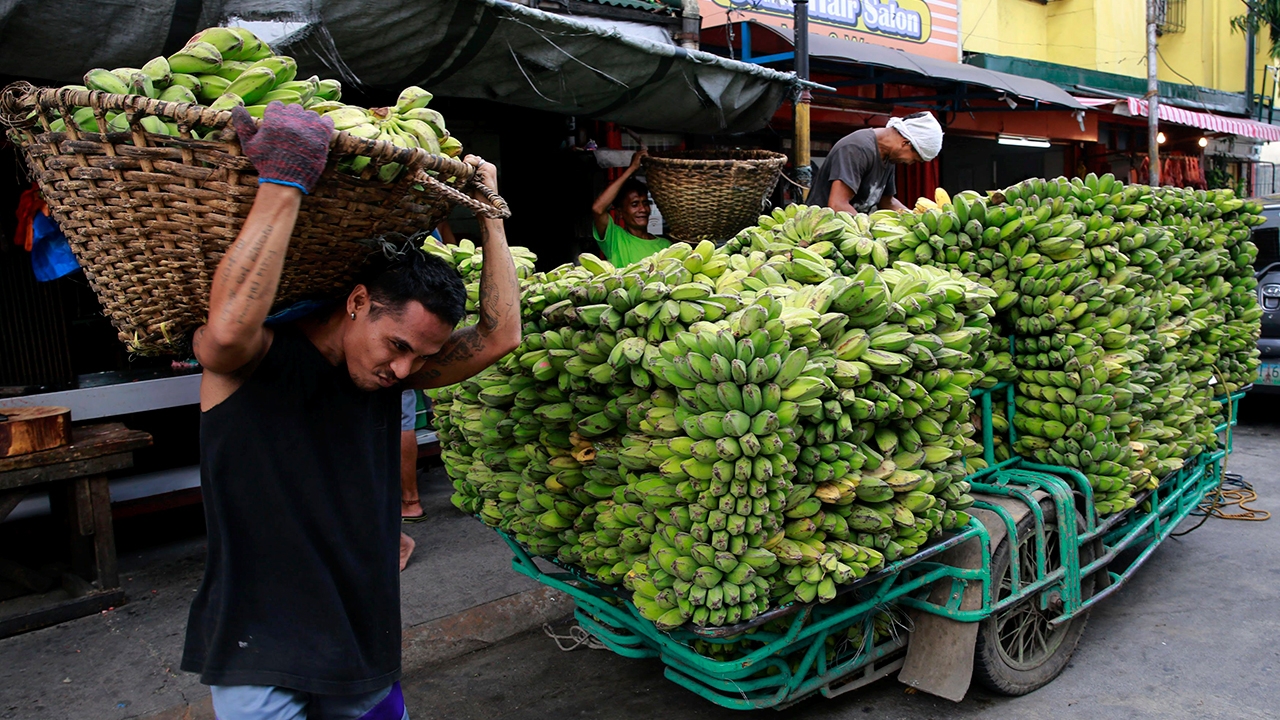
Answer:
[{"left": 0, "top": 423, "right": 151, "bottom": 638}]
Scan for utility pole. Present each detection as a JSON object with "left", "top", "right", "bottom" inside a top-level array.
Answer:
[
  {"left": 1147, "top": 0, "right": 1161, "bottom": 186},
  {"left": 794, "top": 0, "right": 812, "bottom": 200},
  {"left": 1246, "top": 10, "right": 1257, "bottom": 119}
]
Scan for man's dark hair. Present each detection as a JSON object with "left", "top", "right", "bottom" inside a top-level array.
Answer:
[
  {"left": 614, "top": 178, "right": 650, "bottom": 207},
  {"left": 359, "top": 239, "right": 467, "bottom": 326}
]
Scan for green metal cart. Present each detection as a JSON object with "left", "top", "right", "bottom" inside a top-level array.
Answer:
[{"left": 492, "top": 383, "right": 1245, "bottom": 709}]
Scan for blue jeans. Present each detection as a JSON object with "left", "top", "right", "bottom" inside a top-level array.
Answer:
[
  {"left": 401, "top": 390, "right": 418, "bottom": 432},
  {"left": 210, "top": 682, "right": 408, "bottom": 720}
]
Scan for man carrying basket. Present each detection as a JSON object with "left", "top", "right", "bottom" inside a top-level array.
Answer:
[{"left": 181, "top": 103, "right": 522, "bottom": 720}]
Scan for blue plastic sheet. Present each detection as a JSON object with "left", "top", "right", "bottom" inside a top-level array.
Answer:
[{"left": 30, "top": 212, "right": 80, "bottom": 281}]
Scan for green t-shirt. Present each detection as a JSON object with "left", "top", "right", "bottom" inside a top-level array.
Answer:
[{"left": 593, "top": 218, "right": 670, "bottom": 267}]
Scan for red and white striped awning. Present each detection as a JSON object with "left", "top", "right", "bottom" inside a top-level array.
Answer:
[{"left": 1125, "top": 97, "right": 1280, "bottom": 142}]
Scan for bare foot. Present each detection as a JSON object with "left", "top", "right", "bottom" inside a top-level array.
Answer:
[
  {"left": 402, "top": 499, "right": 424, "bottom": 520},
  {"left": 399, "top": 532, "right": 416, "bottom": 572}
]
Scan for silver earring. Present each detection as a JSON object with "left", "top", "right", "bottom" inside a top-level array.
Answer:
[{"left": 350, "top": 312, "right": 356, "bottom": 320}]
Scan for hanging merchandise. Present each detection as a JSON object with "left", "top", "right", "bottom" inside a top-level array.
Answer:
[
  {"left": 14, "top": 185, "right": 40, "bottom": 252},
  {"left": 1130, "top": 155, "right": 1206, "bottom": 189},
  {"left": 14, "top": 185, "right": 79, "bottom": 281},
  {"left": 30, "top": 213, "right": 80, "bottom": 281}
]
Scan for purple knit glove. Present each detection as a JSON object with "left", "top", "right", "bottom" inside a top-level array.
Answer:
[{"left": 231, "top": 102, "right": 334, "bottom": 194}]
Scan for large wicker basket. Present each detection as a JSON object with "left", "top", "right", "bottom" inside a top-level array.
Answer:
[
  {"left": 642, "top": 150, "right": 787, "bottom": 245},
  {"left": 0, "top": 83, "right": 508, "bottom": 355}
]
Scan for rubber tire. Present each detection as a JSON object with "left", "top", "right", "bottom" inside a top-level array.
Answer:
[{"left": 973, "top": 499, "right": 1096, "bottom": 696}]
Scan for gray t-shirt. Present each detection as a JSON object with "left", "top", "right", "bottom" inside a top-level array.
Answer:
[{"left": 807, "top": 128, "right": 897, "bottom": 212}]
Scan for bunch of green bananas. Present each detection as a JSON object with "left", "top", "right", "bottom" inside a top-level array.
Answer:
[
  {"left": 430, "top": 169, "right": 1262, "bottom": 637},
  {"left": 968, "top": 398, "right": 1011, "bottom": 472},
  {"left": 735, "top": 204, "right": 890, "bottom": 275},
  {"left": 63, "top": 27, "right": 335, "bottom": 136},
  {"left": 868, "top": 196, "right": 1027, "bottom": 392},
  {"left": 721, "top": 206, "right": 989, "bottom": 592},
  {"left": 320, "top": 86, "right": 463, "bottom": 181},
  {"left": 422, "top": 238, "right": 538, "bottom": 327},
  {"left": 1122, "top": 186, "right": 1261, "bottom": 479},
  {"left": 45, "top": 25, "right": 461, "bottom": 183},
  {"left": 429, "top": 214, "right": 995, "bottom": 631},
  {"left": 874, "top": 173, "right": 1262, "bottom": 516}
]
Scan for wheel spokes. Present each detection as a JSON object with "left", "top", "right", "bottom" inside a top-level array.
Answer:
[{"left": 994, "top": 526, "right": 1074, "bottom": 671}]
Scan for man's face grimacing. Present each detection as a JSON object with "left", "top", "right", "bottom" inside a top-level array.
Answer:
[{"left": 344, "top": 287, "right": 455, "bottom": 391}]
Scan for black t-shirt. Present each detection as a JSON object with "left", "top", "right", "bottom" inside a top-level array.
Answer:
[
  {"left": 807, "top": 128, "right": 897, "bottom": 212},
  {"left": 182, "top": 326, "right": 402, "bottom": 694}
]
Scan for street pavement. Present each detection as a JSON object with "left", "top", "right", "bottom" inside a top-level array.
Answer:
[
  {"left": 0, "top": 408, "right": 1274, "bottom": 719},
  {"left": 0, "top": 472, "right": 565, "bottom": 720},
  {"left": 400, "top": 415, "right": 1280, "bottom": 720}
]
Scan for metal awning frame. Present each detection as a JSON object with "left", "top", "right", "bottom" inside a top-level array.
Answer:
[
  {"left": 706, "top": 20, "right": 1082, "bottom": 118},
  {"left": 816, "top": 67, "right": 1052, "bottom": 111},
  {"left": 479, "top": 0, "right": 831, "bottom": 92},
  {"left": 788, "top": 59, "right": 1061, "bottom": 117}
]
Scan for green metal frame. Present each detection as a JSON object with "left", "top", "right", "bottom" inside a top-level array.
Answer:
[
  {"left": 486, "top": 372, "right": 1245, "bottom": 710},
  {"left": 499, "top": 520, "right": 991, "bottom": 710},
  {"left": 921, "top": 382, "right": 1245, "bottom": 627}
]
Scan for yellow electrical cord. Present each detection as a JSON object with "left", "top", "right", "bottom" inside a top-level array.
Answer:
[
  {"left": 1174, "top": 372, "right": 1270, "bottom": 537},
  {"left": 1202, "top": 482, "right": 1271, "bottom": 522},
  {"left": 1199, "top": 370, "right": 1268, "bottom": 523}
]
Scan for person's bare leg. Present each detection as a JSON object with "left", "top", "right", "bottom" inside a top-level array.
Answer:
[
  {"left": 399, "top": 532, "right": 416, "bottom": 572},
  {"left": 400, "top": 429, "right": 421, "bottom": 571},
  {"left": 401, "top": 429, "right": 422, "bottom": 519}
]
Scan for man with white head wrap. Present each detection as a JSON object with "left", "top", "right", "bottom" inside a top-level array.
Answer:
[{"left": 807, "top": 111, "right": 944, "bottom": 214}]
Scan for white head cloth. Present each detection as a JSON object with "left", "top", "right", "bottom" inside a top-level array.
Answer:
[{"left": 886, "top": 113, "right": 944, "bottom": 162}]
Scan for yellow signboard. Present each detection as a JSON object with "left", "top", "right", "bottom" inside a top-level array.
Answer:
[{"left": 701, "top": 0, "right": 959, "bottom": 62}]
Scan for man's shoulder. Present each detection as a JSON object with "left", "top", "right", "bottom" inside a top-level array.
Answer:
[
  {"left": 612, "top": 223, "right": 656, "bottom": 245},
  {"left": 829, "top": 129, "right": 877, "bottom": 163},
  {"left": 593, "top": 218, "right": 609, "bottom": 243},
  {"left": 197, "top": 326, "right": 277, "bottom": 411}
]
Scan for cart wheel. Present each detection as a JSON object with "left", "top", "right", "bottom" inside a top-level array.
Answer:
[{"left": 974, "top": 499, "right": 1096, "bottom": 696}]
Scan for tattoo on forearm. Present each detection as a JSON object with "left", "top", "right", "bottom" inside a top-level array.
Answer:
[
  {"left": 437, "top": 330, "right": 484, "bottom": 364},
  {"left": 217, "top": 223, "right": 276, "bottom": 325},
  {"left": 478, "top": 242, "right": 516, "bottom": 334},
  {"left": 232, "top": 248, "right": 278, "bottom": 325},
  {"left": 415, "top": 226, "right": 518, "bottom": 386},
  {"left": 414, "top": 328, "right": 484, "bottom": 384},
  {"left": 479, "top": 281, "right": 501, "bottom": 332}
]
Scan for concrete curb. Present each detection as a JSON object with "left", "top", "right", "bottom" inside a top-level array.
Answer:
[
  {"left": 401, "top": 585, "right": 571, "bottom": 671},
  {"left": 138, "top": 586, "right": 572, "bottom": 720}
]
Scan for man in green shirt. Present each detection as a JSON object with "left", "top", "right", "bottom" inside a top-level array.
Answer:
[{"left": 592, "top": 147, "right": 670, "bottom": 266}]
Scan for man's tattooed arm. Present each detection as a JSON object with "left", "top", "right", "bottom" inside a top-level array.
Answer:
[
  {"left": 407, "top": 213, "right": 522, "bottom": 390},
  {"left": 194, "top": 184, "right": 302, "bottom": 374}
]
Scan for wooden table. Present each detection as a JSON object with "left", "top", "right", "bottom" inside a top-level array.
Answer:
[{"left": 0, "top": 423, "right": 152, "bottom": 638}]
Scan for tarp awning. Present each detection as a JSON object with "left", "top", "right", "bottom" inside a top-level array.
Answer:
[
  {"left": 707, "top": 22, "right": 1085, "bottom": 111},
  {"left": 0, "top": 0, "right": 806, "bottom": 135},
  {"left": 1072, "top": 97, "right": 1116, "bottom": 108},
  {"left": 271, "top": 0, "right": 804, "bottom": 134},
  {"left": 1119, "top": 97, "right": 1280, "bottom": 142}
]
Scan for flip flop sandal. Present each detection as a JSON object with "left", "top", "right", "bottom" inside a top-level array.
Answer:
[{"left": 402, "top": 501, "right": 428, "bottom": 523}]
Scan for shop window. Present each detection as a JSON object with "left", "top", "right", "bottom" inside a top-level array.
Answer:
[{"left": 1156, "top": 0, "right": 1185, "bottom": 35}]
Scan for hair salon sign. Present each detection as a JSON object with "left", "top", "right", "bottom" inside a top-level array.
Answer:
[{"left": 702, "top": 0, "right": 960, "bottom": 62}]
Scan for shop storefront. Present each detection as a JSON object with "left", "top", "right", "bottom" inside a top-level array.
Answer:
[{"left": 700, "top": 19, "right": 1087, "bottom": 202}]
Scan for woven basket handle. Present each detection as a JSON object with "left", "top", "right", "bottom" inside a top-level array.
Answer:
[
  {"left": 0, "top": 84, "right": 486, "bottom": 182},
  {"left": 414, "top": 170, "right": 511, "bottom": 220}
]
